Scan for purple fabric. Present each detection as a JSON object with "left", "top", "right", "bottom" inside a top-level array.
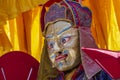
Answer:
[
  {"left": 79, "top": 27, "right": 101, "bottom": 79},
  {"left": 65, "top": 0, "right": 92, "bottom": 27},
  {"left": 44, "top": 3, "right": 66, "bottom": 25},
  {"left": 53, "top": 65, "right": 111, "bottom": 80}
]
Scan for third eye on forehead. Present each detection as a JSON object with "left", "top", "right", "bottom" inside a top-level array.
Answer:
[{"left": 46, "top": 21, "right": 72, "bottom": 38}]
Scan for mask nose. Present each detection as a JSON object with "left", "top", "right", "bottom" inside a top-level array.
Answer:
[{"left": 54, "top": 42, "right": 61, "bottom": 52}]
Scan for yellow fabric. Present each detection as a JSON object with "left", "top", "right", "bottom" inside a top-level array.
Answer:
[
  {"left": 22, "top": 6, "right": 44, "bottom": 62},
  {"left": 0, "top": 0, "right": 48, "bottom": 26},
  {"left": 0, "top": 6, "right": 44, "bottom": 62},
  {"left": 0, "top": 25, "right": 12, "bottom": 56},
  {"left": 0, "top": 0, "right": 48, "bottom": 61},
  {"left": 82, "top": 0, "right": 120, "bottom": 51}
]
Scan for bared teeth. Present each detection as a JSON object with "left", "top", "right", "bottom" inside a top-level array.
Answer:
[{"left": 55, "top": 54, "right": 68, "bottom": 62}]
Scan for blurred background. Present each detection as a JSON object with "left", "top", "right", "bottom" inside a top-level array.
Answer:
[{"left": 0, "top": 0, "right": 120, "bottom": 62}]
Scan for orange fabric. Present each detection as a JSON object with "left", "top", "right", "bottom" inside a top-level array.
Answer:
[
  {"left": 0, "top": 6, "right": 44, "bottom": 62},
  {"left": 0, "top": 26, "right": 12, "bottom": 56},
  {"left": 82, "top": 0, "right": 120, "bottom": 51},
  {"left": 0, "top": 0, "right": 48, "bottom": 26},
  {"left": 0, "top": 0, "right": 47, "bottom": 62}
]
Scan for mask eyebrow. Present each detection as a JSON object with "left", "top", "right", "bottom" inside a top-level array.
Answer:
[{"left": 57, "top": 23, "right": 72, "bottom": 35}]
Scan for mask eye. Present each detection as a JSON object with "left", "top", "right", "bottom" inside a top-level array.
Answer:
[
  {"left": 48, "top": 42, "right": 54, "bottom": 49},
  {"left": 61, "top": 36, "right": 71, "bottom": 44}
]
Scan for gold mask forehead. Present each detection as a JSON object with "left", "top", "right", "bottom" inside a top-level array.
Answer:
[{"left": 45, "top": 20, "right": 74, "bottom": 38}]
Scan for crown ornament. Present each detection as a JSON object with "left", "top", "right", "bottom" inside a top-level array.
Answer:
[
  {"left": 44, "top": 0, "right": 92, "bottom": 29},
  {"left": 44, "top": 3, "right": 66, "bottom": 25}
]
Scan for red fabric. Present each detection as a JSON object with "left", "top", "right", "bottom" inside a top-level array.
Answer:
[
  {"left": 45, "top": 0, "right": 61, "bottom": 7},
  {"left": 82, "top": 47, "right": 120, "bottom": 79},
  {"left": 0, "top": 51, "right": 39, "bottom": 80},
  {"left": 41, "top": 5, "right": 46, "bottom": 32}
]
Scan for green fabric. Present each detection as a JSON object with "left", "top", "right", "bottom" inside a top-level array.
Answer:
[{"left": 37, "top": 40, "right": 59, "bottom": 80}]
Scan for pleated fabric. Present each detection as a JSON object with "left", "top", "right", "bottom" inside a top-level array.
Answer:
[
  {"left": 0, "top": 0, "right": 47, "bottom": 61},
  {"left": 0, "top": 0, "right": 48, "bottom": 25},
  {"left": 82, "top": 0, "right": 120, "bottom": 51}
]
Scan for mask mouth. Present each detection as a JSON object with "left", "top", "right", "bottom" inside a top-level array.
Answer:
[{"left": 55, "top": 53, "right": 68, "bottom": 62}]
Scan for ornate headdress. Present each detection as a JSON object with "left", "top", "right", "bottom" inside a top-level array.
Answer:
[
  {"left": 38, "top": 0, "right": 94, "bottom": 80},
  {"left": 42, "top": 0, "right": 92, "bottom": 32}
]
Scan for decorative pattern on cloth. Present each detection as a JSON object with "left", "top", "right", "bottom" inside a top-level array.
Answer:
[
  {"left": 79, "top": 27, "right": 102, "bottom": 79},
  {"left": 65, "top": 0, "right": 92, "bottom": 28},
  {"left": 53, "top": 65, "right": 111, "bottom": 80},
  {"left": 43, "top": 0, "right": 92, "bottom": 32},
  {"left": 44, "top": 2, "right": 75, "bottom": 29},
  {"left": 44, "top": 3, "right": 66, "bottom": 25},
  {"left": 54, "top": 65, "right": 85, "bottom": 80}
]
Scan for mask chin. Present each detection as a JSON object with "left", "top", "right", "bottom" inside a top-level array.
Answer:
[{"left": 56, "top": 58, "right": 81, "bottom": 72}]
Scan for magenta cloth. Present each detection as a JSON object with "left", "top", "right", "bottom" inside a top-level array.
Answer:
[
  {"left": 80, "top": 27, "right": 101, "bottom": 79},
  {"left": 0, "top": 51, "right": 39, "bottom": 80},
  {"left": 82, "top": 47, "right": 120, "bottom": 79}
]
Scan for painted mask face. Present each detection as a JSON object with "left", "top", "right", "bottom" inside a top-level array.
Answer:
[{"left": 45, "top": 20, "right": 81, "bottom": 71}]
